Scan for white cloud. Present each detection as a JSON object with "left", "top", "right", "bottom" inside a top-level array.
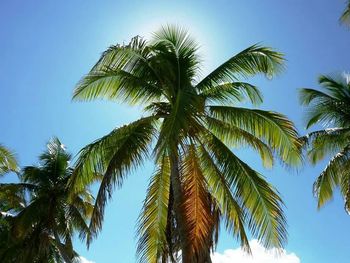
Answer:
[
  {"left": 76, "top": 256, "right": 95, "bottom": 263},
  {"left": 212, "top": 240, "right": 300, "bottom": 263}
]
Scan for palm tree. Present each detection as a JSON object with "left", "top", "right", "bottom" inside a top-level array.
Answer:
[
  {"left": 0, "top": 144, "right": 21, "bottom": 216},
  {"left": 0, "top": 144, "right": 18, "bottom": 176},
  {"left": 71, "top": 25, "right": 302, "bottom": 263},
  {"left": 300, "top": 74, "right": 350, "bottom": 214},
  {"left": 0, "top": 138, "right": 94, "bottom": 263},
  {"left": 340, "top": 0, "right": 350, "bottom": 26}
]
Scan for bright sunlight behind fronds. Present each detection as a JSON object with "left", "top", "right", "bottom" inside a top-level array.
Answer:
[{"left": 1, "top": 1, "right": 350, "bottom": 262}]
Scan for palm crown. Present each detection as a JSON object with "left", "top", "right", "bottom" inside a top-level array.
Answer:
[
  {"left": 0, "top": 138, "right": 94, "bottom": 263},
  {"left": 300, "top": 74, "right": 350, "bottom": 213},
  {"left": 71, "top": 25, "right": 302, "bottom": 263}
]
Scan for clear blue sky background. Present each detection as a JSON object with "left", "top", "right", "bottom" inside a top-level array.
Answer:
[{"left": 1, "top": 0, "right": 350, "bottom": 262}]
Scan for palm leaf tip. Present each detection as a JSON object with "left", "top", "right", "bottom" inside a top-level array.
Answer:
[
  {"left": 196, "top": 44, "right": 285, "bottom": 91},
  {"left": 340, "top": 1, "right": 350, "bottom": 26}
]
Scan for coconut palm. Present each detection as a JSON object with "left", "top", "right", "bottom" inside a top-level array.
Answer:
[
  {"left": 300, "top": 74, "right": 350, "bottom": 214},
  {"left": 0, "top": 144, "right": 18, "bottom": 176},
  {"left": 0, "top": 145, "right": 21, "bottom": 214},
  {"left": 340, "top": 0, "right": 350, "bottom": 26},
  {"left": 0, "top": 138, "right": 94, "bottom": 263},
  {"left": 71, "top": 25, "right": 302, "bottom": 263}
]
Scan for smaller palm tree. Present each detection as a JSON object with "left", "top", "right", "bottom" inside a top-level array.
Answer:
[
  {"left": 0, "top": 138, "right": 94, "bottom": 263},
  {"left": 340, "top": 1, "right": 350, "bottom": 26},
  {"left": 300, "top": 73, "right": 350, "bottom": 213},
  {"left": 0, "top": 145, "right": 22, "bottom": 227},
  {"left": 0, "top": 145, "right": 18, "bottom": 176}
]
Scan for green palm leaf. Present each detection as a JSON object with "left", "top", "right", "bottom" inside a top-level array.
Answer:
[
  {"left": 300, "top": 75, "right": 350, "bottom": 128},
  {"left": 198, "top": 144, "right": 250, "bottom": 252},
  {"left": 71, "top": 117, "right": 156, "bottom": 244},
  {"left": 196, "top": 44, "right": 284, "bottom": 90},
  {"left": 313, "top": 145, "right": 350, "bottom": 208},
  {"left": 137, "top": 154, "right": 171, "bottom": 263},
  {"left": 301, "top": 128, "right": 350, "bottom": 164},
  {"left": 0, "top": 145, "right": 18, "bottom": 176},
  {"left": 340, "top": 1, "right": 350, "bottom": 26},
  {"left": 301, "top": 73, "right": 350, "bottom": 213},
  {"left": 208, "top": 106, "right": 302, "bottom": 166},
  {"left": 206, "top": 116, "right": 274, "bottom": 168},
  {"left": 180, "top": 144, "right": 213, "bottom": 261},
  {"left": 203, "top": 133, "right": 287, "bottom": 248},
  {"left": 201, "top": 82, "right": 263, "bottom": 105},
  {"left": 73, "top": 69, "right": 163, "bottom": 105}
]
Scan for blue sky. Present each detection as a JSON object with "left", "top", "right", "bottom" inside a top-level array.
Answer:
[{"left": 1, "top": 0, "right": 350, "bottom": 262}]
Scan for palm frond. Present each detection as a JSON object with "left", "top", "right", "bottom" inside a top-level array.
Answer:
[
  {"left": 208, "top": 106, "right": 302, "bottom": 166},
  {"left": 300, "top": 75, "right": 350, "bottom": 128},
  {"left": 206, "top": 116, "right": 274, "bottom": 168},
  {"left": 91, "top": 35, "right": 149, "bottom": 72},
  {"left": 196, "top": 44, "right": 284, "bottom": 90},
  {"left": 180, "top": 144, "right": 213, "bottom": 261},
  {"left": 313, "top": 145, "right": 350, "bottom": 208},
  {"left": 340, "top": 167, "right": 350, "bottom": 214},
  {"left": 198, "top": 144, "right": 250, "bottom": 252},
  {"left": 299, "top": 88, "right": 337, "bottom": 106},
  {"left": 152, "top": 25, "right": 199, "bottom": 56},
  {"left": 70, "top": 117, "right": 156, "bottom": 244},
  {"left": 340, "top": 1, "right": 350, "bottom": 26},
  {"left": 0, "top": 183, "right": 35, "bottom": 212},
  {"left": 203, "top": 133, "right": 287, "bottom": 249},
  {"left": 200, "top": 82, "right": 263, "bottom": 105},
  {"left": 73, "top": 69, "right": 163, "bottom": 105},
  {"left": 137, "top": 154, "right": 171, "bottom": 263},
  {"left": 302, "top": 128, "right": 350, "bottom": 164},
  {"left": 150, "top": 25, "right": 201, "bottom": 94}
]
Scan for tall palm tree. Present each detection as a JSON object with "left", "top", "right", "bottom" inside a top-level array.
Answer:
[
  {"left": 300, "top": 74, "right": 350, "bottom": 214},
  {"left": 340, "top": 0, "right": 350, "bottom": 26},
  {"left": 0, "top": 144, "right": 18, "bottom": 176},
  {"left": 0, "top": 138, "right": 94, "bottom": 263},
  {"left": 71, "top": 25, "right": 302, "bottom": 263}
]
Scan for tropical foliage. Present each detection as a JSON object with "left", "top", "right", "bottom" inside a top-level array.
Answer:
[
  {"left": 0, "top": 138, "right": 94, "bottom": 263},
  {"left": 340, "top": 0, "right": 350, "bottom": 26},
  {"left": 0, "top": 144, "right": 18, "bottom": 176},
  {"left": 300, "top": 73, "right": 350, "bottom": 213},
  {"left": 71, "top": 25, "right": 302, "bottom": 262}
]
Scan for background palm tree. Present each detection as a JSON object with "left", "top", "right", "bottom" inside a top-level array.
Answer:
[
  {"left": 0, "top": 144, "right": 18, "bottom": 176},
  {"left": 300, "top": 73, "right": 350, "bottom": 213},
  {"left": 0, "top": 138, "right": 94, "bottom": 263},
  {"left": 340, "top": 0, "right": 350, "bottom": 26},
  {"left": 71, "top": 25, "right": 302, "bottom": 263},
  {"left": 0, "top": 144, "right": 21, "bottom": 218}
]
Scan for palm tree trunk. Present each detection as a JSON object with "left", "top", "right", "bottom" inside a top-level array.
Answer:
[
  {"left": 169, "top": 154, "right": 192, "bottom": 263},
  {"left": 170, "top": 153, "right": 214, "bottom": 263},
  {"left": 203, "top": 251, "right": 213, "bottom": 263}
]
